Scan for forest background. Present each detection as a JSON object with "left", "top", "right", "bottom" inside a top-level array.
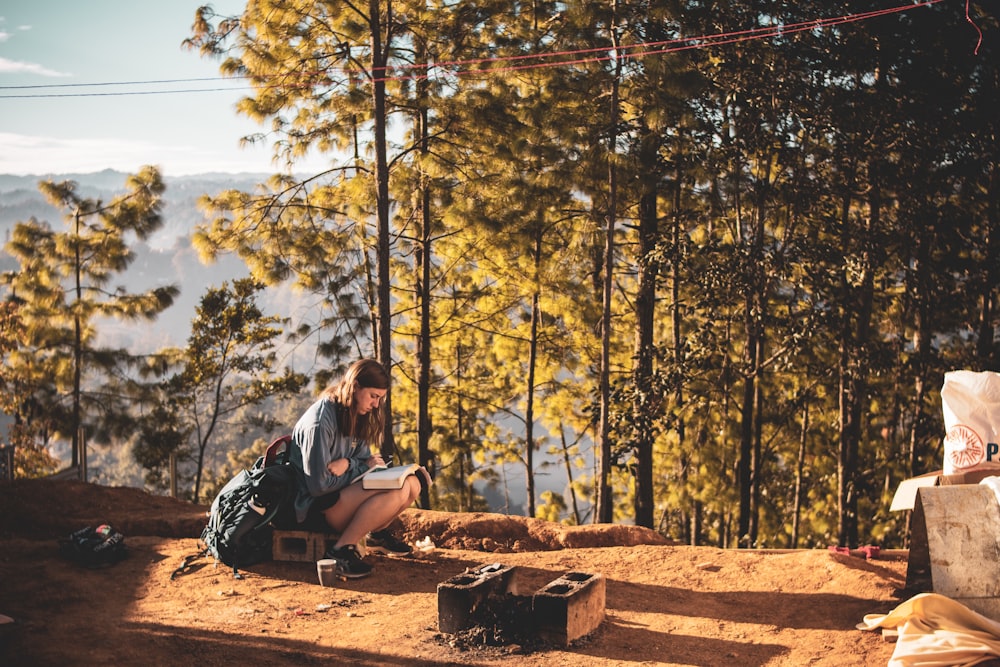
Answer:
[{"left": 1, "top": 0, "right": 997, "bottom": 552}]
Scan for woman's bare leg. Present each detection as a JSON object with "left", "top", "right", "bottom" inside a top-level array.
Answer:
[{"left": 323, "top": 475, "right": 421, "bottom": 548}]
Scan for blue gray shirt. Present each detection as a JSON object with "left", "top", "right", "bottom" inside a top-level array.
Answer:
[{"left": 289, "top": 396, "right": 372, "bottom": 523}]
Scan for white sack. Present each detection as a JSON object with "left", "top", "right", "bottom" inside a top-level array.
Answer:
[{"left": 941, "top": 370, "right": 1000, "bottom": 475}]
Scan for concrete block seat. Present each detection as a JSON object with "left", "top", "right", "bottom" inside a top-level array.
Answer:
[
  {"left": 270, "top": 508, "right": 340, "bottom": 563},
  {"left": 272, "top": 529, "right": 340, "bottom": 562}
]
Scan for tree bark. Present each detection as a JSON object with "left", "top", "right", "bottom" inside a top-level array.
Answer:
[
  {"left": 633, "top": 184, "right": 657, "bottom": 528},
  {"left": 370, "top": 0, "right": 395, "bottom": 456},
  {"left": 596, "top": 0, "right": 622, "bottom": 524},
  {"left": 415, "top": 32, "right": 433, "bottom": 508}
]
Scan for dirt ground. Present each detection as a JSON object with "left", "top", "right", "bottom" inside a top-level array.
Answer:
[{"left": 0, "top": 479, "right": 913, "bottom": 666}]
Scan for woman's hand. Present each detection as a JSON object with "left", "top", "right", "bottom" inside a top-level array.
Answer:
[
  {"left": 326, "top": 458, "right": 350, "bottom": 477},
  {"left": 365, "top": 454, "right": 386, "bottom": 469}
]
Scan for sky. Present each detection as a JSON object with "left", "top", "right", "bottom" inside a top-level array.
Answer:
[{"left": 0, "top": 0, "right": 327, "bottom": 176}]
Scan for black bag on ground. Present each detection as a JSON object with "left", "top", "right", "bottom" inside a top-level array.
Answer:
[
  {"left": 199, "top": 435, "right": 297, "bottom": 577},
  {"left": 58, "top": 524, "right": 127, "bottom": 568}
]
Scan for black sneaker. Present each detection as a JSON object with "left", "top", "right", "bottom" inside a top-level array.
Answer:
[
  {"left": 323, "top": 544, "right": 373, "bottom": 579},
  {"left": 366, "top": 529, "right": 412, "bottom": 556}
]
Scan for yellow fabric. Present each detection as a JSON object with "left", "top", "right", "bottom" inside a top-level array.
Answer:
[{"left": 858, "top": 593, "right": 1000, "bottom": 666}]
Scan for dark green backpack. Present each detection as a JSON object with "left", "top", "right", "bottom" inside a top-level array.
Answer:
[{"left": 198, "top": 435, "right": 296, "bottom": 577}]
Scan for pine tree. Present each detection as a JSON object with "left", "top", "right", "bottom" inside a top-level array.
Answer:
[
  {"left": 140, "top": 278, "right": 307, "bottom": 502},
  {"left": 2, "top": 166, "right": 178, "bottom": 469}
]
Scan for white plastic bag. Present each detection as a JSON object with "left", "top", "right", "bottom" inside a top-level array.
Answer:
[{"left": 941, "top": 370, "right": 1000, "bottom": 474}]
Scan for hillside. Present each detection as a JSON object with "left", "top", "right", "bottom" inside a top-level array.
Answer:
[{"left": 0, "top": 478, "right": 914, "bottom": 666}]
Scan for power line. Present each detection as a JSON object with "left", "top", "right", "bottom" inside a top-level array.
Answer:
[
  {"left": 0, "top": 76, "right": 235, "bottom": 90},
  {"left": 386, "top": 0, "right": 944, "bottom": 81},
  {"left": 390, "top": 0, "right": 944, "bottom": 83},
  {"left": 0, "top": 0, "right": 949, "bottom": 100},
  {"left": 0, "top": 86, "right": 255, "bottom": 99}
]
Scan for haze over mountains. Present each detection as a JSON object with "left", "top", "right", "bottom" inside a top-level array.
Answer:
[
  {"left": 0, "top": 170, "right": 268, "bottom": 251},
  {"left": 0, "top": 169, "right": 323, "bottom": 371}
]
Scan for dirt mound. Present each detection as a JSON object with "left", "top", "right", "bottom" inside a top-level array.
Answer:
[
  {"left": 0, "top": 479, "right": 207, "bottom": 539},
  {"left": 401, "top": 509, "right": 672, "bottom": 552}
]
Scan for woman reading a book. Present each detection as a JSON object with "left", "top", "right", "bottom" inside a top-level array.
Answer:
[{"left": 288, "top": 358, "right": 429, "bottom": 578}]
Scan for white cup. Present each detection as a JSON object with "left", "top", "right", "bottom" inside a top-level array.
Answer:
[{"left": 316, "top": 558, "right": 338, "bottom": 586}]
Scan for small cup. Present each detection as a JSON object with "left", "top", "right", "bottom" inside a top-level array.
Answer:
[{"left": 316, "top": 558, "right": 338, "bottom": 586}]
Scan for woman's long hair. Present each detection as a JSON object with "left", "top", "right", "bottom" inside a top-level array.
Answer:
[{"left": 322, "top": 359, "right": 390, "bottom": 446}]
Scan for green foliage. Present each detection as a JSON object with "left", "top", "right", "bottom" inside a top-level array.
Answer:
[
  {"left": 136, "top": 278, "right": 307, "bottom": 503},
  {"left": 536, "top": 490, "right": 569, "bottom": 524},
  {"left": 1, "top": 167, "right": 178, "bottom": 470},
  {"left": 10, "top": 428, "right": 59, "bottom": 479},
  {"left": 133, "top": 400, "right": 190, "bottom": 492}
]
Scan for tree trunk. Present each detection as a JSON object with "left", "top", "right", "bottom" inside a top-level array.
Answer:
[
  {"left": 559, "top": 423, "right": 583, "bottom": 524},
  {"left": 836, "top": 184, "right": 858, "bottom": 548},
  {"left": 750, "top": 326, "right": 765, "bottom": 546},
  {"left": 837, "top": 174, "right": 876, "bottom": 548},
  {"left": 525, "top": 228, "right": 542, "bottom": 518},
  {"left": 792, "top": 401, "right": 808, "bottom": 548},
  {"left": 71, "top": 209, "right": 83, "bottom": 469},
  {"left": 907, "top": 226, "right": 931, "bottom": 481},
  {"left": 456, "top": 342, "right": 469, "bottom": 511},
  {"left": 369, "top": 0, "right": 395, "bottom": 456},
  {"left": 737, "top": 329, "right": 756, "bottom": 548},
  {"left": 670, "top": 163, "right": 691, "bottom": 542},
  {"left": 977, "top": 163, "right": 999, "bottom": 365},
  {"left": 415, "top": 33, "right": 433, "bottom": 508},
  {"left": 633, "top": 185, "right": 657, "bottom": 528},
  {"left": 595, "top": 1, "right": 622, "bottom": 524}
]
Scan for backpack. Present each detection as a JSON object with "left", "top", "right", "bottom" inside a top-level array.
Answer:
[
  {"left": 197, "top": 435, "right": 297, "bottom": 578},
  {"left": 58, "top": 524, "right": 127, "bottom": 568}
]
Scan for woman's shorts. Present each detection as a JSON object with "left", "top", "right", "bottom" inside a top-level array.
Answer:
[
  {"left": 273, "top": 490, "right": 340, "bottom": 532},
  {"left": 301, "top": 490, "right": 340, "bottom": 531}
]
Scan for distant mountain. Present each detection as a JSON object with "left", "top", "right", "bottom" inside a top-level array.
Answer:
[
  {"left": 0, "top": 170, "right": 319, "bottom": 372},
  {"left": 0, "top": 169, "right": 140, "bottom": 192},
  {"left": 0, "top": 169, "right": 272, "bottom": 191},
  {"left": 0, "top": 170, "right": 272, "bottom": 250}
]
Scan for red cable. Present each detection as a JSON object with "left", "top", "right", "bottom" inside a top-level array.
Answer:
[
  {"left": 966, "top": 0, "right": 983, "bottom": 55},
  {"left": 0, "top": 0, "right": 962, "bottom": 96},
  {"left": 371, "top": 0, "right": 948, "bottom": 84}
]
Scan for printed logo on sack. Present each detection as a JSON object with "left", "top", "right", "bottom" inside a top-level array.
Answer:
[{"left": 945, "top": 424, "right": 988, "bottom": 470}]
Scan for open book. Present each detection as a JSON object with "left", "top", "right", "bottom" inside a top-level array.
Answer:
[{"left": 352, "top": 463, "right": 421, "bottom": 490}]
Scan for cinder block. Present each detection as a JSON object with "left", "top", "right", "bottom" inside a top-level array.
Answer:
[
  {"left": 272, "top": 530, "right": 319, "bottom": 562},
  {"left": 532, "top": 571, "right": 606, "bottom": 646},
  {"left": 437, "top": 563, "right": 517, "bottom": 633},
  {"left": 272, "top": 530, "right": 359, "bottom": 563}
]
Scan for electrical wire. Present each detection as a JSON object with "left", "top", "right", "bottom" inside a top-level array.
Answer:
[
  {"left": 0, "top": 86, "right": 256, "bottom": 99},
  {"left": 0, "top": 0, "right": 953, "bottom": 99}
]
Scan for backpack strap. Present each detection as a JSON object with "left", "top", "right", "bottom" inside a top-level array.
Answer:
[
  {"left": 170, "top": 549, "right": 209, "bottom": 580},
  {"left": 264, "top": 434, "right": 292, "bottom": 467}
]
